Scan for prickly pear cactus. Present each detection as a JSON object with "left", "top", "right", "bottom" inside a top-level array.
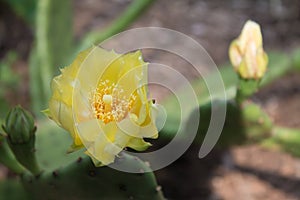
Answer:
[
  {"left": 0, "top": 115, "right": 165, "bottom": 200},
  {"left": 23, "top": 154, "right": 164, "bottom": 200},
  {"left": 30, "top": 0, "right": 73, "bottom": 114},
  {"left": 23, "top": 120, "right": 164, "bottom": 200}
]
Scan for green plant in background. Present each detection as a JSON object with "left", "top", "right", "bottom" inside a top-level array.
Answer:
[
  {"left": 30, "top": 0, "right": 73, "bottom": 114},
  {"left": 0, "top": 52, "right": 20, "bottom": 118},
  {"left": 4, "top": 0, "right": 37, "bottom": 24},
  {"left": 0, "top": 52, "right": 19, "bottom": 87}
]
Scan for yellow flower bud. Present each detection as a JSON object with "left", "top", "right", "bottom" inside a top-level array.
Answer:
[
  {"left": 229, "top": 20, "right": 268, "bottom": 79},
  {"left": 47, "top": 47, "right": 158, "bottom": 166}
]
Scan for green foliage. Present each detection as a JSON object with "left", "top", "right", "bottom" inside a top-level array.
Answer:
[
  {"left": 4, "top": 0, "right": 37, "bottom": 24},
  {"left": 30, "top": 0, "right": 73, "bottom": 115},
  {"left": 0, "top": 52, "right": 19, "bottom": 86},
  {"left": 0, "top": 52, "right": 20, "bottom": 117}
]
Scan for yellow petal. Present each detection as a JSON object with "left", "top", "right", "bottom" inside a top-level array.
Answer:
[
  {"left": 228, "top": 20, "right": 268, "bottom": 79},
  {"left": 47, "top": 46, "right": 159, "bottom": 166},
  {"left": 239, "top": 20, "right": 263, "bottom": 52},
  {"left": 229, "top": 40, "right": 242, "bottom": 69},
  {"left": 127, "top": 137, "right": 151, "bottom": 151}
]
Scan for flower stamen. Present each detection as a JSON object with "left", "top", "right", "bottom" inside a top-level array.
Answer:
[{"left": 91, "top": 80, "right": 136, "bottom": 124}]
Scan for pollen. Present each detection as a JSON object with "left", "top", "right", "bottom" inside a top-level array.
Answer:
[{"left": 91, "top": 80, "right": 136, "bottom": 124}]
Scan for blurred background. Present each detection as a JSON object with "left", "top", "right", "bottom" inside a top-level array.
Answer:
[{"left": 0, "top": 0, "right": 300, "bottom": 199}]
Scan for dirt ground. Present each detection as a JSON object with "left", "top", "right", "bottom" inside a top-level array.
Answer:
[{"left": 1, "top": 0, "right": 300, "bottom": 199}]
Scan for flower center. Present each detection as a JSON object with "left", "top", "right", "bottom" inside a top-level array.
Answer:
[{"left": 91, "top": 80, "right": 136, "bottom": 124}]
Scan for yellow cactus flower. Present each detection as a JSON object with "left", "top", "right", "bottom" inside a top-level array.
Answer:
[
  {"left": 47, "top": 47, "right": 159, "bottom": 165},
  {"left": 229, "top": 20, "right": 268, "bottom": 79}
]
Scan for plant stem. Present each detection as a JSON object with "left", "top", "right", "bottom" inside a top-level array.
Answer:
[
  {"left": 261, "top": 126, "right": 300, "bottom": 157},
  {"left": 0, "top": 139, "right": 27, "bottom": 175},
  {"left": 235, "top": 79, "right": 260, "bottom": 104}
]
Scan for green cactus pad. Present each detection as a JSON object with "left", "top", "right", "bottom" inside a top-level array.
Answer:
[{"left": 23, "top": 154, "right": 165, "bottom": 200}]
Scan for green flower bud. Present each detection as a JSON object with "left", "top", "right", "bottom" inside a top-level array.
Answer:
[
  {"left": 2, "top": 106, "right": 41, "bottom": 175},
  {"left": 3, "top": 105, "right": 36, "bottom": 144}
]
